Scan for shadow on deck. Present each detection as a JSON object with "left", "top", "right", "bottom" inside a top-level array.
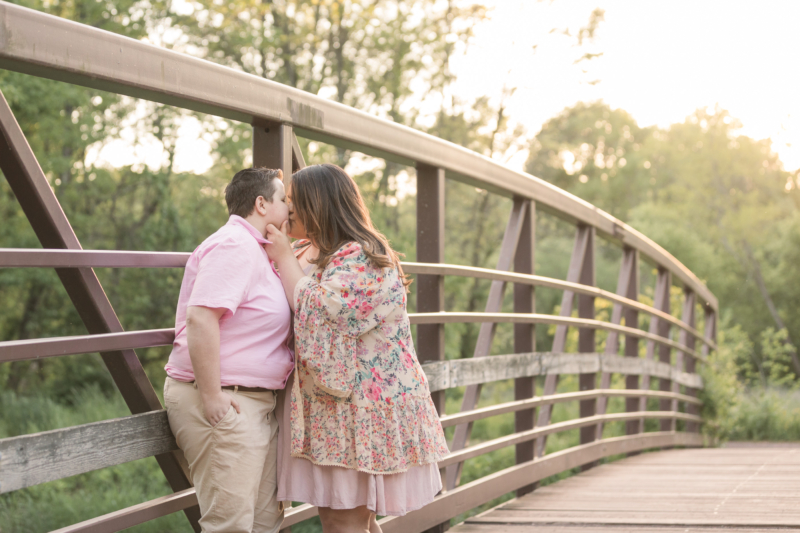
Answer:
[{"left": 452, "top": 443, "right": 800, "bottom": 533}]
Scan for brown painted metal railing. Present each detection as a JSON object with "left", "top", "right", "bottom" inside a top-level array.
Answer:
[{"left": 0, "top": 3, "right": 716, "bottom": 533}]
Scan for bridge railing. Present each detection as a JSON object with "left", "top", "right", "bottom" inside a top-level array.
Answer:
[{"left": 0, "top": 3, "right": 717, "bottom": 532}]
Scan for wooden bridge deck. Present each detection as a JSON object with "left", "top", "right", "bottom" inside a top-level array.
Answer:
[{"left": 451, "top": 443, "right": 800, "bottom": 532}]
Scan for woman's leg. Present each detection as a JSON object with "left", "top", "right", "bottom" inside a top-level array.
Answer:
[
  {"left": 318, "top": 505, "right": 372, "bottom": 533},
  {"left": 369, "top": 513, "right": 382, "bottom": 533}
]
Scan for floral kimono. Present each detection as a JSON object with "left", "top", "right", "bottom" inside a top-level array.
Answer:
[{"left": 290, "top": 240, "right": 449, "bottom": 474}]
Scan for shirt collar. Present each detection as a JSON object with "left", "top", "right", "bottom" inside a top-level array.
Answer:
[{"left": 226, "top": 215, "right": 272, "bottom": 245}]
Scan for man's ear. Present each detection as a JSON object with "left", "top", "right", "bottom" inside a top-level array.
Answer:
[{"left": 254, "top": 195, "right": 269, "bottom": 216}]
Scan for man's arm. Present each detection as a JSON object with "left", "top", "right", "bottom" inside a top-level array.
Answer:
[{"left": 185, "top": 305, "right": 241, "bottom": 425}]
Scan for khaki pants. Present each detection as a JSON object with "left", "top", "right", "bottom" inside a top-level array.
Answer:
[{"left": 164, "top": 377, "right": 283, "bottom": 533}]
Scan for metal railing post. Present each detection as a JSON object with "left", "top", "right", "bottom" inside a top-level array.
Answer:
[
  {"left": 535, "top": 224, "right": 593, "bottom": 458},
  {"left": 673, "top": 290, "right": 697, "bottom": 431},
  {"left": 253, "top": 121, "right": 294, "bottom": 181},
  {"left": 446, "top": 199, "right": 528, "bottom": 489},
  {"left": 596, "top": 247, "right": 639, "bottom": 441},
  {"left": 514, "top": 199, "right": 536, "bottom": 497},
  {"left": 577, "top": 227, "right": 597, "bottom": 469},
  {"left": 416, "top": 164, "right": 447, "bottom": 415}
]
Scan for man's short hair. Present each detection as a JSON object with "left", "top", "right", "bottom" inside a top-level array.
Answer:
[{"left": 225, "top": 168, "right": 283, "bottom": 218}]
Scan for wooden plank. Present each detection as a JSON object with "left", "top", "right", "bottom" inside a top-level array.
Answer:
[
  {"left": 0, "top": 411, "right": 175, "bottom": 493},
  {"left": 378, "top": 432, "right": 702, "bottom": 533},
  {"left": 421, "top": 352, "right": 702, "bottom": 393},
  {"left": 452, "top": 446, "right": 800, "bottom": 533},
  {"left": 452, "top": 526, "right": 790, "bottom": 533}
]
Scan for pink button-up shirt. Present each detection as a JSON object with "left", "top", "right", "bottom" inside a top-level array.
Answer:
[{"left": 165, "top": 215, "right": 294, "bottom": 389}]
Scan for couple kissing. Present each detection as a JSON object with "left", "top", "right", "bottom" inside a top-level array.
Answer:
[{"left": 162, "top": 164, "right": 449, "bottom": 533}]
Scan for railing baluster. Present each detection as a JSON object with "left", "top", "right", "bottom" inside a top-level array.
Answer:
[
  {"left": 577, "top": 227, "right": 597, "bottom": 469},
  {"left": 535, "top": 224, "right": 593, "bottom": 458},
  {"left": 446, "top": 199, "right": 528, "bottom": 490},
  {"left": 639, "top": 268, "right": 671, "bottom": 433},
  {"left": 596, "top": 247, "right": 639, "bottom": 441},
  {"left": 674, "top": 290, "right": 697, "bottom": 431},
  {"left": 514, "top": 199, "right": 536, "bottom": 497}
]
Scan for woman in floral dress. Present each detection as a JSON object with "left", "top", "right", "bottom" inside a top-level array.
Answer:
[{"left": 265, "top": 164, "right": 449, "bottom": 533}]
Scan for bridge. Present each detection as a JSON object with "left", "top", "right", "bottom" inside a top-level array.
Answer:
[{"left": 0, "top": 4, "right": 784, "bottom": 533}]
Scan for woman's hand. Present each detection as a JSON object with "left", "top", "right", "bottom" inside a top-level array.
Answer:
[
  {"left": 264, "top": 219, "right": 307, "bottom": 312},
  {"left": 264, "top": 220, "right": 293, "bottom": 265}
]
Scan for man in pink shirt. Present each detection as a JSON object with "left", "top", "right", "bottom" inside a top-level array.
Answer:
[{"left": 164, "top": 167, "right": 293, "bottom": 533}]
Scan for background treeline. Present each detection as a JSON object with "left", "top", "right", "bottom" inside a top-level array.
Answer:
[{"left": 1, "top": 0, "right": 799, "bottom": 532}]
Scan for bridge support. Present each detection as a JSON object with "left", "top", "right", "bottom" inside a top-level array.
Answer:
[
  {"left": 0, "top": 90, "right": 202, "bottom": 531},
  {"left": 514, "top": 200, "right": 536, "bottom": 497},
  {"left": 596, "top": 247, "right": 640, "bottom": 442},
  {"left": 416, "top": 164, "right": 446, "bottom": 416},
  {"left": 446, "top": 199, "right": 529, "bottom": 490},
  {"left": 535, "top": 224, "right": 595, "bottom": 458}
]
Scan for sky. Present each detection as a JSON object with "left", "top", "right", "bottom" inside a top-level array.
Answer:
[
  {"left": 451, "top": 0, "right": 800, "bottom": 171},
  {"left": 90, "top": 0, "right": 800, "bottom": 175}
]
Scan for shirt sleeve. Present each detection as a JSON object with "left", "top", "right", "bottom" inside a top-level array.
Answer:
[
  {"left": 188, "top": 238, "right": 255, "bottom": 314},
  {"left": 292, "top": 242, "right": 399, "bottom": 397}
]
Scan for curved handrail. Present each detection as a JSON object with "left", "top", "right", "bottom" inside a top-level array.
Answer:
[
  {"left": 410, "top": 312, "right": 704, "bottom": 360},
  {"left": 403, "top": 262, "right": 714, "bottom": 349},
  {"left": 0, "top": 250, "right": 713, "bottom": 349},
  {"left": 438, "top": 389, "right": 701, "bottom": 429},
  {"left": 437, "top": 411, "right": 702, "bottom": 468},
  {"left": 0, "top": 2, "right": 717, "bottom": 311}
]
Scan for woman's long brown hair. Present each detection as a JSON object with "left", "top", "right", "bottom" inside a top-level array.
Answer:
[{"left": 290, "top": 163, "right": 410, "bottom": 287}]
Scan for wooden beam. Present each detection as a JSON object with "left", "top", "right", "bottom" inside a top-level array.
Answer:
[
  {"left": 378, "top": 432, "right": 703, "bottom": 533},
  {"left": 422, "top": 352, "right": 702, "bottom": 395},
  {"left": 0, "top": 411, "right": 175, "bottom": 493}
]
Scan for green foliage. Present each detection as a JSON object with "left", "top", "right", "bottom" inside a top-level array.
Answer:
[
  {"left": 725, "top": 388, "right": 800, "bottom": 442},
  {"left": 760, "top": 328, "right": 798, "bottom": 387}
]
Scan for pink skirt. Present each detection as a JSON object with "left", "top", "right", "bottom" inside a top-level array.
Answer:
[{"left": 275, "top": 372, "right": 443, "bottom": 516}]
